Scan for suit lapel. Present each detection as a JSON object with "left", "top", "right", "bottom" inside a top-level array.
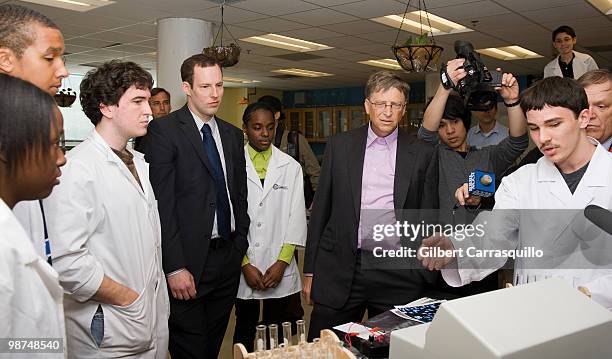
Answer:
[
  {"left": 394, "top": 130, "right": 415, "bottom": 209},
  {"left": 349, "top": 126, "right": 368, "bottom": 222},
  {"left": 217, "top": 119, "right": 235, "bottom": 193},
  {"left": 178, "top": 106, "right": 215, "bottom": 177}
]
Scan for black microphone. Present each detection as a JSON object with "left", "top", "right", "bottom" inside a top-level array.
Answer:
[{"left": 584, "top": 205, "right": 612, "bottom": 236}]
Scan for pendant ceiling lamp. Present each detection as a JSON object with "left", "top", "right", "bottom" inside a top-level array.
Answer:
[
  {"left": 392, "top": 0, "right": 443, "bottom": 73},
  {"left": 202, "top": 1, "right": 241, "bottom": 67},
  {"left": 54, "top": 77, "right": 77, "bottom": 107}
]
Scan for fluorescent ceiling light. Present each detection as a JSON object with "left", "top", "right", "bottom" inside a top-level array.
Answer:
[
  {"left": 240, "top": 34, "right": 332, "bottom": 52},
  {"left": 476, "top": 46, "right": 543, "bottom": 60},
  {"left": 586, "top": 0, "right": 612, "bottom": 15},
  {"left": 20, "top": 0, "right": 114, "bottom": 12},
  {"left": 358, "top": 59, "right": 402, "bottom": 70},
  {"left": 271, "top": 68, "right": 333, "bottom": 78},
  {"left": 223, "top": 77, "right": 260, "bottom": 84},
  {"left": 371, "top": 11, "right": 472, "bottom": 36}
]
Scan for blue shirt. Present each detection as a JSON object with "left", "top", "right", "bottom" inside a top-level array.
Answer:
[{"left": 467, "top": 121, "right": 509, "bottom": 148}]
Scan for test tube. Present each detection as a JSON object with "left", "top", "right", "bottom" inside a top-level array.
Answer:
[
  {"left": 268, "top": 324, "right": 279, "bottom": 349},
  {"left": 296, "top": 320, "right": 306, "bottom": 344},
  {"left": 282, "top": 321, "right": 292, "bottom": 346},
  {"left": 255, "top": 325, "right": 267, "bottom": 352}
]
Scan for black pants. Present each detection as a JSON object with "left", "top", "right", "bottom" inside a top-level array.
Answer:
[
  {"left": 168, "top": 241, "right": 242, "bottom": 359},
  {"left": 307, "top": 251, "right": 426, "bottom": 341},
  {"left": 233, "top": 292, "right": 304, "bottom": 352}
]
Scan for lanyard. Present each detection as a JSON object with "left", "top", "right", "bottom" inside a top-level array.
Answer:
[{"left": 39, "top": 200, "right": 52, "bottom": 266}]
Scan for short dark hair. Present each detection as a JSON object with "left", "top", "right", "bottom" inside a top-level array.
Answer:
[
  {"left": 80, "top": 60, "right": 153, "bottom": 126},
  {"left": 0, "top": 73, "right": 56, "bottom": 174},
  {"left": 365, "top": 71, "right": 410, "bottom": 102},
  {"left": 552, "top": 25, "right": 576, "bottom": 41},
  {"left": 520, "top": 77, "right": 588, "bottom": 119},
  {"left": 150, "top": 87, "right": 171, "bottom": 99},
  {"left": 242, "top": 102, "right": 274, "bottom": 125},
  {"left": 180, "top": 53, "right": 221, "bottom": 87},
  {"left": 0, "top": 4, "right": 59, "bottom": 58},
  {"left": 444, "top": 95, "right": 471, "bottom": 131}
]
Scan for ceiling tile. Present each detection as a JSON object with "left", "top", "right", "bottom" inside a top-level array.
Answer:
[
  {"left": 321, "top": 20, "right": 392, "bottom": 35},
  {"left": 65, "top": 37, "right": 120, "bottom": 49},
  {"left": 356, "top": 29, "right": 406, "bottom": 45},
  {"left": 330, "top": 0, "right": 412, "bottom": 19},
  {"left": 57, "top": 24, "right": 102, "bottom": 38},
  {"left": 115, "top": 23, "right": 158, "bottom": 38},
  {"left": 231, "top": 0, "right": 320, "bottom": 16},
  {"left": 280, "top": 8, "right": 360, "bottom": 26},
  {"left": 130, "top": 0, "right": 220, "bottom": 13},
  {"left": 102, "top": 44, "right": 157, "bottom": 55},
  {"left": 278, "top": 27, "right": 346, "bottom": 40},
  {"left": 319, "top": 35, "right": 376, "bottom": 48},
  {"left": 54, "top": 14, "right": 135, "bottom": 31},
  {"left": 65, "top": 44, "right": 96, "bottom": 55},
  {"left": 192, "top": 6, "right": 268, "bottom": 24},
  {"left": 430, "top": 1, "right": 511, "bottom": 21},
  {"left": 521, "top": 3, "right": 602, "bottom": 23},
  {"left": 302, "top": 0, "right": 364, "bottom": 5},
  {"left": 85, "top": 31, "right": 153, "bottom": 43},
  {"left": 498, "top": 0, "right": 583, "bottom": 12},
  {"left": 130, "top": 39, "right": 157, "bottom": 48},
  {"left": 86, "top": 1, "right": 173, "bottom": 21},
  {"left": 237, "top": 17, "right": 311, "bottom": 32}
]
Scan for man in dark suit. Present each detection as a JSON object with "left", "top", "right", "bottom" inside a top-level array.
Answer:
[
  {"left": 140, "top": 54, "right": 249, "bottom": 359},
  {"left": 303, "top": 71, "right": 438, "bottom": 339}
]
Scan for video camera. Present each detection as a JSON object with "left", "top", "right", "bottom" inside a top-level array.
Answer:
[{"left": 441, "top": 40, "right": 501, "bottom": 112}]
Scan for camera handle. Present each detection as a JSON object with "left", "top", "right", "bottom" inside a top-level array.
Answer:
[{"left": 440, "top": 63, "right": 455, "bottom": 90}]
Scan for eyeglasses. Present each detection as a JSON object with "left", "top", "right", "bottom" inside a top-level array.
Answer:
[{"left": 367, "top": 99, "right": 406, "bottom": 111}]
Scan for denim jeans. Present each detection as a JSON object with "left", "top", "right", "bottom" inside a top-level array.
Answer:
[{"left": 90, "top": 306, "right": 104, "bottom": 347}]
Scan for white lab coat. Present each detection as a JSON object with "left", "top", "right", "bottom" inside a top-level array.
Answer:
[
  {"left": 443, "top": 140, "right": 612, "bottom": 309},
  {"left": 0, "top": 199, "right": 65, "bottom": 359},
  {"left": 543, "top": 50, "right": 599, "bottom": 79},
  {"left": 13, "top": 200, "right": 46, "bottom": 259},
  {"left": 237, "top": 145, "right": 307, "bottom": 299},
  {"left": 44, "top": 131, "right": 169, "bottom": 358}
]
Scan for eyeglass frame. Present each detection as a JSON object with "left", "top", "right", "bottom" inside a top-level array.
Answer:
[{"left": 366, "top": 98, "right": 407, "bottom": 111}]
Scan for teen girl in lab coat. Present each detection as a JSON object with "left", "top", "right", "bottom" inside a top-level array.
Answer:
[{"left": 233, "top": 102, "right": 307, "bottom": 351}]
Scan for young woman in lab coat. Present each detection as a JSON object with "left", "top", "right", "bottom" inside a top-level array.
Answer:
[
  {"left": 233, "top": 102, "right": 308, "bottom": 351},
  {"left": 0, "top": 74, "right": 67, "bottom": 351}
]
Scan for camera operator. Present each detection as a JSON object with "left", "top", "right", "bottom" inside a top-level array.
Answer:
[
  {"left": 417, "top": 58, "right": 528, "bottom": 296},
  {"left": 419, "top": 58, "right": 528, "bottom": 212}
]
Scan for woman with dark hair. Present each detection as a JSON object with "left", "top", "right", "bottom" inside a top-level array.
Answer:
[{"left": 0, "top": 73, "right": 66, "bottom": 343}]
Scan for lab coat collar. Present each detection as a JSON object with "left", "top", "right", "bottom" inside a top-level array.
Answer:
[
  {"left": 245, "top": 145, "right": 290, "bottom": 200},
  {"left": 91, "top": 130, "right": 148, "bottom": 199},
  {"left": 536, "top": 138, "right": 609, "bottom": 206}
]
